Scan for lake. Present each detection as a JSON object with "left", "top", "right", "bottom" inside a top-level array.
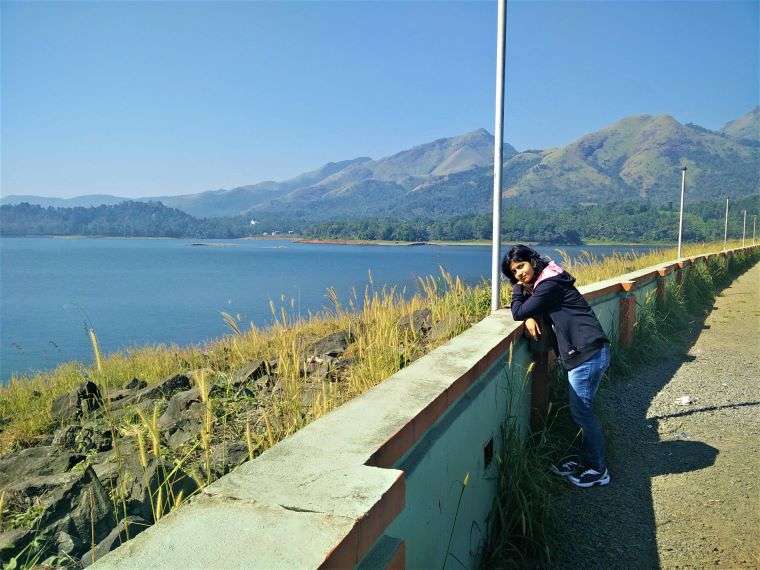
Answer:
[{"left": 0, "top": 237, "right": 662, "bottom": 382}]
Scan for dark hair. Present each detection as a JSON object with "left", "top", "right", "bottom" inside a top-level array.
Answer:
[{"left": 501, "top": 244, "right": 549, "bottom": 285}]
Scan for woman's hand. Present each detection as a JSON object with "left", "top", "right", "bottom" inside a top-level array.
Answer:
[{"left": 524, "top": 317, "right": 541, "bottom": 340}]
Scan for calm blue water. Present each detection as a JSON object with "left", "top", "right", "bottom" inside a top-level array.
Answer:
[{"left": 0, "top": 237, "right": 661, "bottom": 381}]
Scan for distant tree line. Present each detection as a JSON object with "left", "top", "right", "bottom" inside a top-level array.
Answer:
[
  {"left": 302, "top": 196, "right": 760, "bottom": 243},
  {"left": 0, "top": 202, "right": 300, "bottom": 238},
  {"left": 1, "top": 195, "right": 757, "bottom": 243}
]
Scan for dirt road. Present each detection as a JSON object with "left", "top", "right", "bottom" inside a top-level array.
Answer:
[{"left": 547, "top": 261, "right": 760, "bottom": 568}]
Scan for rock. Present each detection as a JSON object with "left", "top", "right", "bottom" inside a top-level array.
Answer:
[
  {"left": 307, "top": 331, "right": 354, "bottom": 358},
  {"left": 107, "top": 398, "right": 157, "bottom": 422},
  {"left": 0, "top": 529, "right": 32, "bottom": 562},
  {"left": 52, "top": 421, "right": 113, "bottom": 455},
  {"left": 399, "top": 308, "right": 433, "bottom": 338},
  {"left": 80, "top": 515, "right": 147, "bottom": 567},
  {"left": 3, "top": 466, "right": 115, "bottom": 560},
  {"left": 167, "top": 424, "right": 202, "bottom": 449},
  {"left": 158, "top": 388, "right": 201, "bottom": 432},
  {"left": 209, "top": 361, "right": 269, "bottom": 399},
  {"left": 208, "top": 441, "right": 249, "bottom": 477},
  {"left": 430, "top": 313, "right": 461, "bottom": 342},
  {"left": 106, "top": 389, "right": 136, "bottom": 404},
  {"left": 51, "top": 381, "right": 102, "bottom": 422},
  {"left": 55, "top": 530, "right": 76, "bottom": 557},
  {"left": 124, "top": 377, "right": 147, "bottom": 390},
  {"left": 106, "top": 373, "right": 193, "bottom": 415},
  {"left": 0, "top": 446, "right": 84, "bottom": 488},
  {"left": 113, "top": 457, "right": 198, "bottom": 523},
  {"left": 304, "top": 355, "right": 337, "bottom": 382},
  {"left": 252, "top": 375, "right": 283, "bottom": 399},
  {"left": 76, "top": 420, "right": 114, "bottom": 453},
  {"left": 253, "top": 374, "right": 278, "bottom": 391},
  {"left": 300, "top": 382, "right": 329, "bottom": 409},
  {"left": 52, "top": 424, "right": 80, "bottom": 450},
  {"left": 136, "top": 373, "right": 193, "bottom": 403},
  {"left": 90, "top": 450, "right": 121, "bottom": 486},
  {"left": 232, "top": 360, "right": 269, "bottom": 387}
]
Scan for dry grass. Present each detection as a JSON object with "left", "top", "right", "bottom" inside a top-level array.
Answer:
[{"left": 0, "top": 239, "right": 747, "bottom": 457}]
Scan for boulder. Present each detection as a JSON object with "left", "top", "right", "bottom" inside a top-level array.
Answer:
[
  {"left": 52, "top": 420, "right": 113, "bottom": 455},
  {"left": 167, "top": 422, "right": 202, "bottom": 450},
  {"left": 231, "top": 360, "right": 269, "bottom": 387},
  {"left": 51, "top": 381, "right": 102, "bottom": 422},
  {"left": 52, "top": 424, "right": 80, "bottom": 450},
  {"left": 300, "top": 382, "right": 329, "bottom": 410},
  {"left": 136, "top": 373, "right": 193, "bottom": 403},
  {"left": 76, "top": 420, "right": 114, "bottom": 453},
  {"left": 307, "top": 331, "right": 354, "bottom": 358},
  {"left": 80, "top": 515, "right": 147, "bottom": 567},
  {"left": 208, "top": 441, "right": 249, "bottom": 478},
  {"left": 0, "top": 529, "right": 32, "bottom": 562},
  {"left": 430, "top": 313, "right": 461, "bottom": 342},
  {"left": 124, "top": 377, "right": 147, "bottom": 390},
  {"left": 303, "top": 355, "right": 337, "bottom": 382},
  {"left": 0, "top": 446, "right": 84, "bottom": 488},
  {"left": 3, "top": 466, "right": 115, "bottom": 560},
  {"left": 209, "top": 361, "right": 269, "bottom": 399},
  {"left": 157, "top": 388, "right": 201, "bottom": 432},
  {"left": 112, "top": 457, "right": 198, "bottom": 523},
  {"left": 108, "top": 373, "right": 193, "bottom": 413},
  {"left": 399, "top": 308, "right": 433, "bottom": 338}
]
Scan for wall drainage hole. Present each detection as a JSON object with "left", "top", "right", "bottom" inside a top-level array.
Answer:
[{"left": 483, "top": 437, "right": 494, "bottom": 468}]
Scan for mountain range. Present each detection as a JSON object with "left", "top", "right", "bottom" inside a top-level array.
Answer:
[{"left": 3, "top": 108, "right": 758, "bottom": 220}]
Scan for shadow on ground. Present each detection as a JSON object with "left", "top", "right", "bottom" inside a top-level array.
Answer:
[{"left": 542, "top": 281, "right": 746, "bottom": 569}]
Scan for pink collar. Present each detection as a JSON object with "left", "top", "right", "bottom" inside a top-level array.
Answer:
[{"left": 533, "top": 260, "right": 565, "bottom": 289}]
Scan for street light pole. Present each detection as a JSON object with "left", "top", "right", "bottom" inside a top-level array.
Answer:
[
  {"left": 677, "top": 166, "right": 687, "bottom": 259},
  {"left": 742, "top": 210, "right": 747, "bottom": 247},
  {"left": 723, "top": 198, "right": 729, "bottom": 250},
  {"left": 490, "top": 0, "right": 507, "bottom": 313},
  {"left": 753, "top": 215, "right": 757, "bottom": 246}
]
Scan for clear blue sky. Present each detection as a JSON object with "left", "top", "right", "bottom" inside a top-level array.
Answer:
[{"left": 2, "top": 1, "right": 757, "bottom": 199}]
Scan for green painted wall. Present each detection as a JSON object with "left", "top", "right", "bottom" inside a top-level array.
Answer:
[{"left": 382, "top": 342, "right": 533, "bottom": 569}]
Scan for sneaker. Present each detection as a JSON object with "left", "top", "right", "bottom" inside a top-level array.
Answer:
[
  {"left": 549, "top": 457, "right": 581, "bottom": 477},
  {"left": 567, "top": 467, "right": 610, "bottom": 488}
]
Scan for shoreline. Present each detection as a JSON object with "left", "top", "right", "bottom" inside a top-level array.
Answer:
[{"left": 0, "top": 234, "right": 677, "bottom": 248}]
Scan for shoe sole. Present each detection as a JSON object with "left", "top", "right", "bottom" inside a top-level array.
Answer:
[{"left": 567, "top": 474, "right": 611, "bottom": 488}]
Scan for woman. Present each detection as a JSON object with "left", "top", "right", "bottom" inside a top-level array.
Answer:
[{"left": 502, "top": 244, "right": 611, "bottom": 488}]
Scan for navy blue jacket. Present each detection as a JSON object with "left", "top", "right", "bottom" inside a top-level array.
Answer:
[{"left": 511, "top": 272, "right": 609, "bottom": 370}]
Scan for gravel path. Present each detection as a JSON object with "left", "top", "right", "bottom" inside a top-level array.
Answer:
[{"left": 547, "top": 261, "right": 760, "bottom": 569}]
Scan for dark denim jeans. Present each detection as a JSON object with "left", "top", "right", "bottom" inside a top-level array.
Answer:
[{"left": 567, "top": 344, "right": 610, "bottom": 471}]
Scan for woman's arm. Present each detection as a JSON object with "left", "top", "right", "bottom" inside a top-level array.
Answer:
[{"left": 511, "top": 280, "right": 562, "bottom": 321}]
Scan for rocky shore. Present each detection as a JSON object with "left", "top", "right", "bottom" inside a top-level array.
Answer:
[{"left": 0, "top": 312, "right": 436, "bottom": 568}]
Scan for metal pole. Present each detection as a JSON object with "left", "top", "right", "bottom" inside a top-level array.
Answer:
[
  {"left": 677, "top": 166, "right": 686, "bottom": 259},
  {"left": 723, "top": 198, "right": 729, "bottom": 250},
  {"left": 742, "top": 210, "right": 747, "bottom": 247},
  {"left": 753, "top": 215, "right": 756, "bottom": 246},
  {"left": 490, "top": 0, "right": 507, "bottom": 313}
]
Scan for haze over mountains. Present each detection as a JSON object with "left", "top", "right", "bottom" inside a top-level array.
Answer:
[{"left": 3, "top": 109, "right": 758, "bottom": 221}]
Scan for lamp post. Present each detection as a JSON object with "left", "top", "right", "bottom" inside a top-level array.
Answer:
[
  {"left": 490, "top": 0, "right": 507, "bottom": 313},
  {"left": 742, "top": 210, "right": 747, "bottom": 247},
  {"left": 753, "top": 215, "right": 756, "bottom": 246},
  {"left": 723, "top": 198, "right": 729, "bottom": 250},
  {"left": 677, "top": 166, "right": 687, "bottom": 259}
]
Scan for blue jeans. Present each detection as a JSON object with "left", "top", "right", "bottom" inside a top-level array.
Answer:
[{"left": 567, "top": 344, "right": 610, "bottom": 471}]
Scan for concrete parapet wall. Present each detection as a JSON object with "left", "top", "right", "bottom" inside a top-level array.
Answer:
[{"left": 93, "top": 245, "right": 757, "bottom": 570}]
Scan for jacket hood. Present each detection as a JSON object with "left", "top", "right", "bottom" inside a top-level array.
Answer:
[{"left": 534, "top": 260, "right": 575, "bottom": 288}]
